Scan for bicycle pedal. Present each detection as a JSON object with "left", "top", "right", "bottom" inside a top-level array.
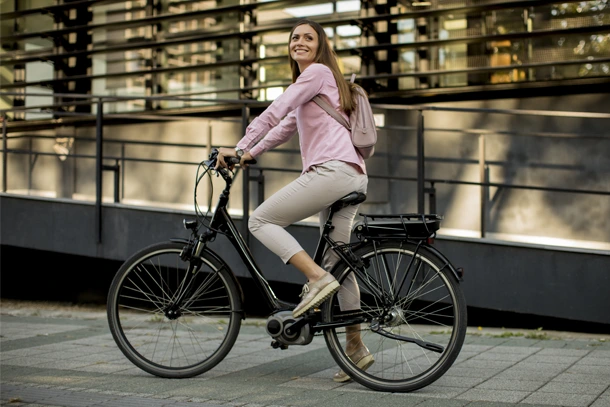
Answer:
[{"left": 271, "top": 340, "right": 289, "bottom": 350}]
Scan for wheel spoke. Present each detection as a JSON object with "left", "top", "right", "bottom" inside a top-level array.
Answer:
[
  {"left": 324, "top": 241, "right": 466, "bottom": 392},
  {"left": 108, "top": 244, "right": 241, "bottom": 378}
]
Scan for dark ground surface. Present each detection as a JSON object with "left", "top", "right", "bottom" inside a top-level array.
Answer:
[{"left": 1, "top": 299, "right": 609, "bottom": 407}]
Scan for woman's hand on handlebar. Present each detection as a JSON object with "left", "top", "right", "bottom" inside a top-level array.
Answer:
[
  {"left": 239, "top": 151, "right": 254, "bottom": 168},
  {"left": 215, "top": 147, "right": 255, "bottom": 170},
  {"left": 215, "top": 147, "right": 236, "bottom": 170}
]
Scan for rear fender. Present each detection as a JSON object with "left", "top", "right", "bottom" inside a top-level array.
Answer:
[{"left": 420, "top": 244, "right": 463, "bottom": 282}]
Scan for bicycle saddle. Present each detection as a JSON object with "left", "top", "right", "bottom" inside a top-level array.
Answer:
[{"left": 330, "top": 192, "right": 367, "bottom": 212}]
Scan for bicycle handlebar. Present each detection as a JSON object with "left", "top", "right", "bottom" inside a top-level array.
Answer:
[{"left": 206, "top": 148, "right": 257, "bottom": 169}]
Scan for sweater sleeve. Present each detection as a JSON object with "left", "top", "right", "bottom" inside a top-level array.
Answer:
[
  {"left": 236, "top": 64, "right": 330, "bottom": 155},
  {"left": 243, "top": 111, "right": 297, "bottom": 158}
]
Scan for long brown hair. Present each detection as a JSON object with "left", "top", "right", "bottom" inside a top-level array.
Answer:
[{"left": 288, "top": 19, "right": 356, "bottom": 115}]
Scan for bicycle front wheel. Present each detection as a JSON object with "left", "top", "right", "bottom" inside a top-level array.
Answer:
[
  {"left": 107, "top": 241, "right": 242, "bottom": 378},
  {"left": 323, "top": 240, "right": 467, "bottom": 392}
]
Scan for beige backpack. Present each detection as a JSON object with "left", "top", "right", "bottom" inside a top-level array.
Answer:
[{"left": 313, "top": 74, "right": 377, "bottom": 159}]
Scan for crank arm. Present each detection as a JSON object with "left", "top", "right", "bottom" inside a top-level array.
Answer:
[
  {"left": 371, "top": 324, "right": 444, "bottom": 353},
  {"left": 311, "top": 318, "right": 367, "bottom": 333}
]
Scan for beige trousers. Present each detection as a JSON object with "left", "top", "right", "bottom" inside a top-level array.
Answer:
[{"left": 248, "top": 160, "right": 368, "bottom": 310}]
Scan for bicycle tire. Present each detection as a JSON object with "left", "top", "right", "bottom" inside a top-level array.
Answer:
[
  {"left": 323, "top": 240, "right": 467, "bottom": 392},
  {"left": 107, "top": 241, "right": 242, "bottom": 378}
]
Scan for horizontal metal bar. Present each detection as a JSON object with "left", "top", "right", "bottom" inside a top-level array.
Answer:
[
  {"left": 0, "top": 3, "right": 263, "bottom": 40},
  {"left": 3, "top": 16, "right": 607, "bottom": 66},
  {"left": 0, "top": 109, "right": 216, "bottom": 121},
  {"left": 0, "top": 0, "right": 565, "bottom": 39},
  {"left": 2, "top": 53, "right": 609, "bottom": 92},
  {"left": 371, "top": 103, "right": 610, "bottom": 119},
  {"left": 0, "top": 103, "right": 255, "bottom": 131},
  {"left": 0, "top": 93, "right": 266, "bottom": 112},
  {"left": 4, "top": 145, "right": 599, "bottom": 178},
  {"left": 0, "top": 90, "right": 261, "bottom": 103},
  {"left": 0, "top": 56, "right": 280, "bottom": 87},
  {"left": 368, "top": 76, "right": 610, "bottom": 105},
  {"left": 2, "top": 87, "right": 610, "bottom": 121},
  {"left": 0, "top": 0, "right": 320, "bottom": 22},
  {"left": 354, "top": 24, "right": 610, "bottom": 54},
  {"left": 7, "top": 121, "right": 609, "bottom": 145},
  {"left": 5, "top": 134, "right": 211, "bottom": 149},
  {"left": 0, "top": 0, "right": 125, "bottom": 20},
  {"left": 426, "top": 127, "right": 610, "bottom": 140},
  {"left": 6, "top": 147, "right": 607, "bottom": 197},
  {"left": 381, "top": 125, "right": 610, "bottom": 140},
  {"left": 355, "top": 57, "right": 610, "bottom": 81},
  {"left": 427, "top": 178, "right": 610, "bottom": 197},
  {"left": 1, "top": 149, "right": 203, "bottom": 167}
]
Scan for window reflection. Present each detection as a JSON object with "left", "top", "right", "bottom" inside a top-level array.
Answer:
[
  {"left": 439, "top": 16, "right": 467, "bottom": 87},
  {"left": 396, "top": 19, "right": 417, "bottom": 89},
  {"left": 3, "top": 0, "right": 608, "bottom": 113}
]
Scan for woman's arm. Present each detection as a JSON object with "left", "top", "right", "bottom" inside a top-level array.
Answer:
[
  {"left": 237, "top": 64, "right": 330, "bottom": 154},
  {"left": 245, "top": 111, "right": 297, "bottom": 158},
  {"left": 216, "top": 110, "right": 296, "bottom": 169}
]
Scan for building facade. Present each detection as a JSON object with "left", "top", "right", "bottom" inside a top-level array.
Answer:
[{"left": 2, "top": 0, "right": 609, "bottom": 116}]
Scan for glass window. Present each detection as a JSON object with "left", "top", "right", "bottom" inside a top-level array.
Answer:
[
  {"left": 257, "top": 1, "right": 335, "bottom": 23},
  {"left": 335, "top": 25, "right": 362, "bottom": 49},
  {"left": 438, "top": 15, "right": 467, "bottom": 87}
]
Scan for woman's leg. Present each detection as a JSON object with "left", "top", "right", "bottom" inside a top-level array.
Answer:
[
  {"left": 313, "top": 163, "right": 370, "bottom": 382},
  {"left": 248, "top": 160, "right": 366, "bottom": 316},
  {"left": 287, "top": 251, "right": 325, "bottom": 282},
  {"left": 320, "top": 203, "right": 361, "bottom": 311},
  {"left": 322, "top": 202, "right": 371, "bottom": 381}
]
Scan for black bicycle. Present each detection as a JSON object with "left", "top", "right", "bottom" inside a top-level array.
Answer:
[{"left": 107, "top": 148, "right": 467, "bottom": 392}]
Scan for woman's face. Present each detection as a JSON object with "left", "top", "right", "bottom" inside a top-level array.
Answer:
[{"left": 290, "top": 24, "right": 319, "bottom": 72}]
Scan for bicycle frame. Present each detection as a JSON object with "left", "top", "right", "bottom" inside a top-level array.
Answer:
[
  {"left": 180, "top": 160, "right": 455, "bottom": 342},
  {"left": 190, "top": 166, "right": 368, "bottom": 317}
]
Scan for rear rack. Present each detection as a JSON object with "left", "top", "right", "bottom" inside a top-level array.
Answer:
[{"left": 353, "top": 213, "right": 443, "bottom": 240}]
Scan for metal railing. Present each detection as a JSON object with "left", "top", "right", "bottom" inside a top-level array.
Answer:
[{"left": 1, "top": 92, "right": 609, "bottom": 247}]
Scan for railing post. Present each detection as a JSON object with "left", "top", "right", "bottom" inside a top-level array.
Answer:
[
  {"left": 479, "top": 134, "right": 487, "bottom": 238},
  {"left": 241, "top": 104, "right": 251, "bottom": 244},
  {"left": 257, "top": 170, "right": 264, "bottom": 206},
  {"left": 102, "top": 161, "right": 120, "bottom": 203},
  {"left": 120, "top": 143, "right": 125, "bottom": 200},
  {"left": 426, "top": 182, "right": 437, "bottom": 214},
  {"left": 114, "top": 161, "right": 120, "bottom": 203},
  {"left": 417, "top": 110, "right": 425, "bottom": 213},
  {"left": 2, "top": 114, "right": 7, "bottom": 192},
  {"left": 95, "top": 99, "right": 103, "bottom": 244},
  {"left": 28, "top": 138, "right": 33, "bottom": 191}
]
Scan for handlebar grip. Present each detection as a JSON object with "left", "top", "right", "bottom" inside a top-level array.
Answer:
[{"left": 226, "top": 156, "right": 257, "bottom": 166}]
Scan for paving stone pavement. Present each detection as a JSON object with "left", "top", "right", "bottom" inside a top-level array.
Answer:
[{"left": 1, "top": 301, "right": 609, "bottom": 407}]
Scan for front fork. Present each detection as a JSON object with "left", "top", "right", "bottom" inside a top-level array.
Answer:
[{"left": 166, "top": 230, "right": 215, "bottom": 316}]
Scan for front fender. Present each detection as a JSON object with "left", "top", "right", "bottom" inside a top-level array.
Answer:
[
  {"left": 170, "top": 238, "right": 246, "bottom": 318},
  {"left": 202, "top": 247, "right": 246, "bottom": 318}
]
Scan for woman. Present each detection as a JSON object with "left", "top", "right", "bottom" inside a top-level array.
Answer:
[{"left": 216, "top": 19, "right": 373, "bottom": 382}]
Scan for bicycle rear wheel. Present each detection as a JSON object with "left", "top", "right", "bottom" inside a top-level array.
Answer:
[
  {"left": 323, "top": 240, "right": 466, "bottom": 392},
  {"left": 107, "top": 241, "right": 242, "bottom": 378}
]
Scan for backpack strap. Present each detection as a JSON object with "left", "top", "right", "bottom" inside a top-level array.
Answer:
[
  {"left": 312, "top": 73, "right": 359, "bottom": 130},
  {"left": 312, "top": 95, "right": 351, "bottom": 130}
]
